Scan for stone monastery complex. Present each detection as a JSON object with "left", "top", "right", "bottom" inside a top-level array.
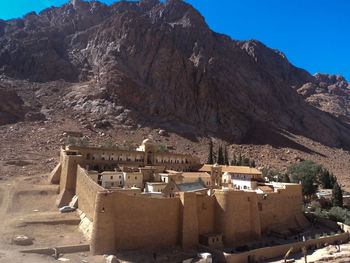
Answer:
[{"left": 49, "top": 139, "right": 309, "bottom": 255}]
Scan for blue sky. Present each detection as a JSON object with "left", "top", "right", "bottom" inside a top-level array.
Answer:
[{"left": 0, "top": 0, "right": 349, "bottom": 81}]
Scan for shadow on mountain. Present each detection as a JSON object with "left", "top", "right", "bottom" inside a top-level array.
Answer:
[{"left": 239, "top": 122, "right": 326, "bottom": 157}]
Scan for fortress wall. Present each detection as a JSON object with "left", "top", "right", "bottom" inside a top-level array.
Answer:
[
  {"left": 56, "top": 151, "right": 84, "bottom": 207},
  {"left": 113, "top": 193, "right": 181, "bottom": 250},
  {"left": 91, "top": 192, "right": 181, "bottom": 253},
  {"left": 258, "top": 184, "right": 303, "bottom": 232},
  {"left": 76, "top": 165, "right": 104, "bottom": 221},
  {"left": 180, "top": 192, "right": 199, "bottom": 248},
  {"left": 59, "top": 152, "right": 83, "bottom": 193},
  {"left": 215, "top": 191, "right": 261, "bottom": 245},
  {"left": 196, "top": 194, "right": 215, "bottom": 235}
]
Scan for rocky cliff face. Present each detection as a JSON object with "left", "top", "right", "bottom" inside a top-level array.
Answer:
[
  {"left": 0, "top": 87, "right": 26, "bottom": 125},
  {"left": 0, "top": 0, "right": 350, "bottom": 149},
  {"left": 297, "top": 73, "right": 350, "bottom": 123}
]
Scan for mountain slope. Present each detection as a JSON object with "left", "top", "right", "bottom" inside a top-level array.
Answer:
[{"left": 0, "top": 0, "right": 350, "bottom": 149}]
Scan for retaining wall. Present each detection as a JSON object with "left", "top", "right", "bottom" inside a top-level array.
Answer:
[{"left": 225, "top": 233, "right": 349, "bottom": 263}]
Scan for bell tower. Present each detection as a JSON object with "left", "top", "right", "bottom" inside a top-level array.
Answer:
[{"left": 210, "top": 163, "right": 222, "bottom": 189}]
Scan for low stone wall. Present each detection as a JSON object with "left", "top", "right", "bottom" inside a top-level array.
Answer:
[
  {"left": 225, "top": 233, "right": 349, "bottom": 263},
  {"left": 21, "top": 244, "right": 90, "bottom": 255}
]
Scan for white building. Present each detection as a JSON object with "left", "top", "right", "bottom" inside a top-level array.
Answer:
[
  {"left": 221, "top": 166, "right": 264, "bottom": 191},
  {"left": 145, "top": 182, "right": 167, "bottom": 193}
]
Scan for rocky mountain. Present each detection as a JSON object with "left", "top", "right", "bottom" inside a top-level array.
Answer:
[
  {"left": 297, "top": 73, "right": 350, "bottom": 123},
  {"left": 0, "top": 0, "right": 350, "bottom": 150}
]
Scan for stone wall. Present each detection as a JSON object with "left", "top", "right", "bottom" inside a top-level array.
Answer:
[
  {"left": 196, "top": 194, "right": 215, "bottom": 235},
  {"left": 91, "top": 191, "right": 181, "bottom": 254},
  {"left": 225, "top": 233, "right": 349, "bottom": 263},
  {"left": 75, "top": 165, "right": 104, "bottom": 221},
  {"left": 215, "top": 190, "right": 262, "bottom": 245},
  {"left": 258, "top": 184, "right": 304, "bottom": 232}
]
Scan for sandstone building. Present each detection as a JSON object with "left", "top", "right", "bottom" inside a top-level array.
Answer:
[{"left": 49, "top": 139, "right": 309, "bottom": 255}]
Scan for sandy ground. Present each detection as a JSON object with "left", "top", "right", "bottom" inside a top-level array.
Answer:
[{"left": 0, "top": 175, "right": 105, "bottom": 263}]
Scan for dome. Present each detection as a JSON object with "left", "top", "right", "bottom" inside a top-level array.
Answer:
[{"left": 142, "top": 138, "right": 153, "bottom": 144}]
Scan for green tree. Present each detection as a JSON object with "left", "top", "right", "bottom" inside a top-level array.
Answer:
[
  {"left": 231, "top": 154, "right": 237, "bottom": 166},
  {"left": 332, "top": 182, "right": 343, "bottom": 207},
  {"left": 319, "top": 169, "right": 336, "bottom": 189},
  {"left": 78, "top": 137, "right": 89, "bottom": 147},
  {"left": 67, "top": 136, "right": 76, "bottom": 146},
  {"left": 282, "top": 173, "right": 291, "bottom": 183},
  {"left": 207, "top": 140, "right": 214, "bottom": 164},
  {"left": 266, "top": 169, "right": 284, "bottom": 182},
  {"left": 330, "top": 173, "right": 337, "bottom": 189},
  {"left": 288, "top": 160, "right": 321, "bottom": 197},
  {"left": 242, "top": 157, "right": 250, "bottom": 166},
  {"left": 157, "top": 144, "right": 169, "bottom": 153},
  {"left": 224, "top": 146, "right": 229, "bottom": 165},
  {"left": 250, "top": 160, "right": 256, "bottom": 168},
  {"left": 217, "top": 145, "right": 224, "bottom": 165},
  {"left": 237, "top": 153, "right": 242, "bottom": 166}
]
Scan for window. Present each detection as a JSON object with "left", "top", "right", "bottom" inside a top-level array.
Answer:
[
  {"left": 135, "top": 176, "right": 137, "bottom": 180},
  {"left": 111, "top": 182, "right": 114, "bottom": 186},
  {"left": 128, "top": 176, "right": 130, "bottom": 179},
  {"left": 86, "top": 154, "right": 90, "bottom": 160},
  {"left": 119, "top": 175, "right": 121, "bottom": 179},
  {"left": 110, "top": 176, "right": 113, "bottom": 179}
]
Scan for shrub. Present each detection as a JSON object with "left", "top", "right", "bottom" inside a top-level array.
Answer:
[
  {"left": 309, "top": 200, "right": 321, "bottom": 211},
  {"left": 328, "top": 206, "right": 350, "bottom": 223},
  {"left": 157, "top": 144, "right": 169, "bottom": 153}
]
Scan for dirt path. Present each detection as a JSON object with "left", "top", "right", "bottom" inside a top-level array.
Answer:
[{"left": 0, "top": 182, "right": 12, "bottom": 232}]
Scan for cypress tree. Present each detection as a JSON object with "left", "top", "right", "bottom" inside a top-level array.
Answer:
[
  {"left": 224, "top": 146, "right": 229, "bottom": 165},
  {"left": 319, "top": 169, "right": 332, "bottom": 189},
  {"left": 233, "top": 154, "right": 237, "bottom": 165},
  {"left": 250, "top": 160, "right": 256, "bottom": 168},
  {"left": 282, "top": 173, "right": 290, "bottom": 183},
  {"left": 332, "top": 182, "right": 343, "bottom": 207},
  {"left": 207, "top": 140, "right": 214, "bottom": 164},
  {"left": 237, "top": 153, "right": 242, "bottom": 166},
  {"left": 217, "top": 146, "right": 224, "bottom": 165},
  {"left": 242, "top": 157, "right": 250, "bottom": 166}
]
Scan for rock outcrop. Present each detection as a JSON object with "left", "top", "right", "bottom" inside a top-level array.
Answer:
[
  {"left": 0, "top": 87, "right": 27, "bottom": 125},
  {"left": 297, "top": 73, "right": 350, "bottom": 122}
]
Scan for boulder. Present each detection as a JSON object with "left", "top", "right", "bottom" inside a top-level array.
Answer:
[
  {"left": 106, "top": 255, "right": 118, "bottom": 263},
  {"left": 13, "top": 235, "right": 33, "bottom": 246},
  {"left": 159, "top": 129, "right": 167, "bottom": 136}
]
